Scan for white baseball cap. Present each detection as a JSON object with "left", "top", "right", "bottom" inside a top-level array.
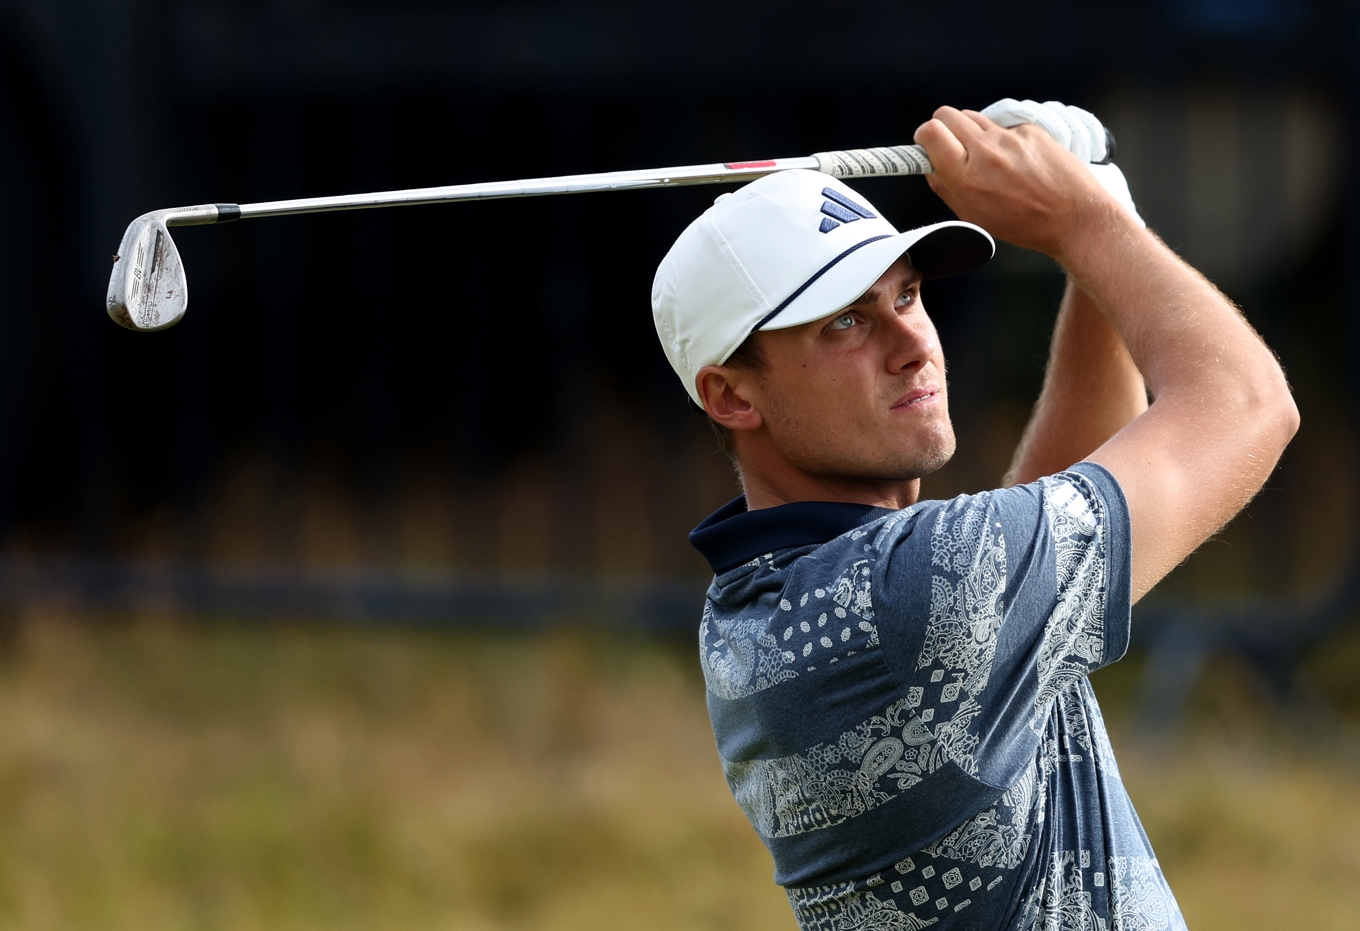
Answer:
[{"left": 652, "top": 169, "right": 994, "bottom": 406}]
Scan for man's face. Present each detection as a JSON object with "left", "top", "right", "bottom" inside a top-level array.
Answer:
[{"left": 742, "top": 257, "right": 955, "bottom": 483}]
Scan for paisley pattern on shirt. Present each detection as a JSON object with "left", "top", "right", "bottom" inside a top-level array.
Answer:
[
  {"left": 700, "top": 607, "right": 801, "bottom": 701},
  {"left": 701, "top": 557, "right": 879, "bottom": 700},
  {"left": 725, "top": 697, "right": 956, "bottom": 837},
  {"left": 1106, "top": 857, "right": 1187, "bottom": 931},
  {"left": 918, "top": 497, "right": 1008, "bottom": 707},
  {"left": 1015, "top": 852, "right": 1187, "bottom": 931},
  {"left": 1032, "top": 475, "right": 1111, "bottom": 727},
  {"left": 700, "top": 466, "right": 1183, "bottom": 931},
  {"left": 922, "top": 757, "right": 1040, "bottom": 871}
]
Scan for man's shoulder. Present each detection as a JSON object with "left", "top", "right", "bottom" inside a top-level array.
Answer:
[
  {"left": 702, "top": 462, "right": 1128, "bottom": 641},
  {"left": 902, "top": 464, "right": 1126, "bottom": 552}
]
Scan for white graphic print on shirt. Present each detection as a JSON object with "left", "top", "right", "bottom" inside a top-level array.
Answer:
[
  {"left": 702, "top": 468, "right": 1184, "bottom": 931},
  {"left": 701, "top": 557, "right": 878, "bottom": 700}
]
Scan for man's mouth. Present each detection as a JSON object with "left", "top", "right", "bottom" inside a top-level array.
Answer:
[{"left": 890, "top": 385, "right": 941, "bottom": 412}]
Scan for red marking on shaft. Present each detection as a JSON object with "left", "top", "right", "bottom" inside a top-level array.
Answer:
[{"left": 724, "top": 160, "right": 777, "bottom": 170}]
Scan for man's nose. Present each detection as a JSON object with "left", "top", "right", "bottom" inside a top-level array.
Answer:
[{"left": 883, "top": 309, "right": 937, "bottom": 374}]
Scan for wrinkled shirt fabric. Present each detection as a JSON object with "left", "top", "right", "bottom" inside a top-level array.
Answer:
[{"left": 690, "top": 464, "right": 1186, "bottom": 931}]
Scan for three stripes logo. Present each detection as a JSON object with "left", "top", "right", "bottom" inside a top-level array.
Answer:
[{"left": 818, "top": 187, "right": 877, "bottom": 233}]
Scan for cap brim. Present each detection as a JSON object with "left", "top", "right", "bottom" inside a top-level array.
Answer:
[{"left": 756, "top": 220, "right": 994, "bottom": 332}]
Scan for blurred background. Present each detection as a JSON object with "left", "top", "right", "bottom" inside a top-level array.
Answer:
[{"left": 1, "top": 0, "right": 1359, "bottom": 928}]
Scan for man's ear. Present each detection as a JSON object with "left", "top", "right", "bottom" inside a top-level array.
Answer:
[{"left": 696, "top": 365, "right": 763, "bottom": 432}]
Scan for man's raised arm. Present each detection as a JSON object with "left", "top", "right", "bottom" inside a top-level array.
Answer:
[
  {"left": 1004, "top": 281, "right": 1147, "bottom": 487},
  {"left": 916, "top": 106, "right": 1299, "bottom": 602}
]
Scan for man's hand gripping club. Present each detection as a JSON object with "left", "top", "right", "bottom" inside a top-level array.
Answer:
[{"left": 914, "top": 106, "right": 1299, "bottom": 602}]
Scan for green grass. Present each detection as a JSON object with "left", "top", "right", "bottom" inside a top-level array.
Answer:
[{"left": 0, "top": 610, "right": 1357, "bottom": 929}]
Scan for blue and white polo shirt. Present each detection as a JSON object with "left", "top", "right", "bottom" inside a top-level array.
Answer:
[{"left": 690, "top": 463, "right": 1186, "bottom": 931}]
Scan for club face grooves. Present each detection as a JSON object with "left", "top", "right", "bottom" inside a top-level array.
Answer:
[{"left": 107, "top": 212, "right": 189, "bottom": 331}]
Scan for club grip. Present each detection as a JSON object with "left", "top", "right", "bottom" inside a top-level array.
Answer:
[{"left": 813, "top": 144, "right": 933, "bottom": 178}]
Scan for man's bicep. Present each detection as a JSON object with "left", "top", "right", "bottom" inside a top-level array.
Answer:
[{"left": 1085, "top": 401, "right": 1271, "bottom": 602}]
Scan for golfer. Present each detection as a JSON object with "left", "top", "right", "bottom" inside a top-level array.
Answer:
[{"left": 652, "top": 99, "right": 1298, "bottom": 930}]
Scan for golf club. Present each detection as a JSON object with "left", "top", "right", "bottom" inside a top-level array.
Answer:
[{"left": 106, "top": 143, "right": 935, "bottom": 332}]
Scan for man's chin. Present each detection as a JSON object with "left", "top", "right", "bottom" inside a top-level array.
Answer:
[
  {"left": 880, "top": 445, "right": 955, "bottom": 482},
  {"left": 910, "top": 444, "right": 956, "bottom": 480},
  {"left": 771, "top": 423, "right": 957, "bottom": 483},
  {"left": 799, "top": 444, "right": 957, "bottom": 484},
  {"left": 877, "top": 429, "right": 957, "bottom": 481}
]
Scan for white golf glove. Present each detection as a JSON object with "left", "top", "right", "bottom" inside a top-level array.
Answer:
[{"left": 979, "top": 98, "right": 1144, "bottom": 227}]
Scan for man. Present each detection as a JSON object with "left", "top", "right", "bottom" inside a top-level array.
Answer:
[{"left": 651, "top": 99, "right": 1298, "bottom": 930}]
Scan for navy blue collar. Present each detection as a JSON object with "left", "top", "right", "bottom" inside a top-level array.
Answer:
[{"left": 690, "top": 496, "right": 896, "bottom": 574}]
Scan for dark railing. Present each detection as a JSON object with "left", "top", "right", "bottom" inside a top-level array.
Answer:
[{"left": 0, "top": 556, "right": 707, "bottom": 635}]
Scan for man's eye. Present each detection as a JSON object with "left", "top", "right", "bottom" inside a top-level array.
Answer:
[
  {"left": 897, "top": 290, "right": 916, "bottom": 307},
  {"left": 829, "top": 313, "right": 857, "bottom": 331}
]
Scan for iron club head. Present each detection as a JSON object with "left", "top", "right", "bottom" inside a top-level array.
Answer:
[
  {"left": 106, "top": 211, "right": 189, "bottom": 331},
  {"left": 106, "top": 204, "right": 231, "bottom": 331}
]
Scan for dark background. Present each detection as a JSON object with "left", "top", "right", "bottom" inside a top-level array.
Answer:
[{"left": 0, "top": 0, "right": 1353, "bottom": 631}]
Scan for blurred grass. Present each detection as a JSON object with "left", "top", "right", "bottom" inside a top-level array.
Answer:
[
  {"left": 0, "top": 612, "right": 786, "bottom": 931},
  {"left": 0, "top": 611, "right": 1357, "bottom": 930}
]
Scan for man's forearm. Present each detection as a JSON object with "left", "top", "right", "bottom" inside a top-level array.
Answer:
[
  {"left": 1055, "top": 211, "right": 1278, "bottom": 407},
  {"left": 1005, "top": 280, "right": 1147, "bottom": 486},
  {"left": 1059, "top": 208, "right": 1298, "bottom": 596}
]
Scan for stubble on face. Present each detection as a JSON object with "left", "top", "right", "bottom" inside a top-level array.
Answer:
[{"left": 759, "top": 368, "right": 957, "bottom": 483}]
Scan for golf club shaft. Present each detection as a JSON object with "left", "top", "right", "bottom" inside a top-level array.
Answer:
[{"left": 162, "top": 143, "right": 934, "bottom": 227}]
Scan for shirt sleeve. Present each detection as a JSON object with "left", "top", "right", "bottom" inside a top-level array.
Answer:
[{"left": 870, "top": 461, "right": 1132, "bottom": 789}]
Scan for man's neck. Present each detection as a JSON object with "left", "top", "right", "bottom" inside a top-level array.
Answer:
[{"left": 740, "top": 467, "right": 921, "bottom": 512}]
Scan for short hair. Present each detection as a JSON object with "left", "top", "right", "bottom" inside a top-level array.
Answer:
[{"left": 708, "top": 333, "right": 765, "bottom": 463}]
